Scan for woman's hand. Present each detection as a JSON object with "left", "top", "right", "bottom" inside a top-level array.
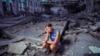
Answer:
[
  {"left": 45, "top": 27, "right": 50, "bottom": 33},
  {"left": 42, "top": 40, "right": 48, "bottom": 44},
  {"left": 47, "top": 41, "right": 57, "bottom": 44}
]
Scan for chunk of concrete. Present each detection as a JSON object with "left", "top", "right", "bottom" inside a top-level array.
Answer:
[
  {"left": 34, "top": 51, "right": 47, "bottom": 56},
  {"left": 63, "top": 34, "right": 77, "bottom": 43},
  {"left": 0, "top": 47, "right": 7, "bottom": 55},
  {"left": 8, "top": 42, "right": 27, "bottom": 54},
  {"left": 96, "top": 22, "right": 100, "bottom": 27},
  {"left": 89, "top": 46, "right": 100, "bottom": 53},
  {"left": 90, "top": 26, "right": 98, "bottom": 31},
  {"left": 39, "top": 48, "right": 48, "bottom": 53},
  {"left": 0, "top": 37, "right": 24, "bottom": 46},
  {"left": 80, "top": 28, "right": 88, "bottom": 33},
  {"left": 31, "top": 43, "right": 43, "bottom": 49}
]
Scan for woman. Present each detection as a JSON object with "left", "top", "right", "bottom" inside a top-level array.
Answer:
[{"left": 42, "top": 23, "right": 61, "bottom": 52}]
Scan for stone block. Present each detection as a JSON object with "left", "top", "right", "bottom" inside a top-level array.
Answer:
[
  {"left": 0, "top": 47, "right": 7, "bottom": 55},
  {"left": 89, "top": 46, "right": 100, "bottom": 53},
  {"left": 8, "top": 42, "right": 27, "bottom": 54},
  {"left": 0, "top": 37, "right": 24, "bottom": 46},
  {"left": 90, "top": 26, "right": 98, "bottom": 31}
]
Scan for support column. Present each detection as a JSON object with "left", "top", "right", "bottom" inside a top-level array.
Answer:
[
  {"left": 12, "top": 0, "right": 19, "bottom": 16},
  {"left": 85, "top": 0, "right": 94, "bottom": 13},
  {"left": 0, "top": 0, "right": 4, "bottom": 16}
]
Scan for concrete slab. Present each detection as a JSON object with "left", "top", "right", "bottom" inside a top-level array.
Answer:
[
  {"left": 0, "top": 24, "right": 14, "bottom": 28},
  {"left": 89, "top": 26, "right": 98, "bottom": 31},
  {"left": 77, "top": 33, "right": 100, "bottom": 44},
  {"left": 63, "top": 39, "right": 100, "bottom": 56},
  {"left": 89, "top": 46, "right": 100, "bottom": 53},
  {"left": 31, "top": 43, "right": 43, "bottom": 49},
  {"left": 96, "top": 22, "right": 100, "bottom": 27},
  {"left": 0, "top": 37, "right": 24, "bottom": 46},
  {"left": 26, "top": 50, "right": 36, "bottom": 56},
  {"left": 63, "top": 33, "right": 100, "bottom": 56},
  {"left": 8, "top": 42, "right": 27, "bottom": 54},
  {"left": 0, "top": 19, "right": 26, "bottom": 24},
  {"left": 0, "top": 47, "right": 7, "bottom": 55},
  {"left": 3, "top": 21, "right": 67, "bottom": 43},
  {"left": 63, "top": 34, "right": 77, "bottom": 42},
  {"left": 0, "top": 16, "right": 33, "bottom": 29},
  {"left": 0, "top": 40, "right": 11, "bottom": 46}
]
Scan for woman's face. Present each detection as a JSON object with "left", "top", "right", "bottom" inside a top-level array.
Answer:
[{"left": 45, "top": 26, "right": 53, "bottom": 33}]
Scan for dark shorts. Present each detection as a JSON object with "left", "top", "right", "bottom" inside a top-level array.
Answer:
[{"left": 57, "top": 42, "right": 62, "bottom": 48}]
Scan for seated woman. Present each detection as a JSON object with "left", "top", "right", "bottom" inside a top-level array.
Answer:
[{"left": 42, "top": 23, "right": 61, "bottom": 52}]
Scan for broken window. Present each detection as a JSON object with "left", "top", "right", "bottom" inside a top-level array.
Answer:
[
  {"left": 18, "top": 0, "right": 25, "bottom": 11},
  {"left": 2, "top": 0, "right": 7, "bottom": 13},
  {"left": 29, "top": 1, "right": 32, "bottom": 12},
  {"left": 8, "top": 0, "right": 13, "bottom": 3}
]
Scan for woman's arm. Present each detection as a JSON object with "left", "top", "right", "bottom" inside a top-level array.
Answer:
[
  {"left": 47, "top": 31, "right": 60, "bottom": 44},
  {"left": 54, "top": 31, "right": 60, "bottom": 43},
  {"left": 43, "top": 32, "right": 50, "bottom": 42}
]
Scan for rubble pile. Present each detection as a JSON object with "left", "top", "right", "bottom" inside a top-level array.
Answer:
[
  {"left": 0, "top": 21, "right": 67, "bottom": 56},
  {"left": 0, "top": 0, "right": 100, "bottom": 56},
  {"left": 62, "top": 14, "right": 100, "bottom": 47},
  {"left": 0, "top": 15, "right": 100, "bottom": 56},
  {"left": 0, "top": 40, "right": 47, "bottom": 56}
]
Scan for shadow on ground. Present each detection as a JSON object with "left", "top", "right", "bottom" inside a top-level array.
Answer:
[
  {"left": 84, "top": 53, "right": 100, "bottom": 56},
  {"left": 34, "top": 39, "right": 72, "bottom": 56}
]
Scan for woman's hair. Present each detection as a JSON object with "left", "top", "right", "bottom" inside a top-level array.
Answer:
[{"left": 45, "top": 23, "right": 52, "bottom": 27}]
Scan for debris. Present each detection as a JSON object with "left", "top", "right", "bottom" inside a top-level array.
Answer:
[
  {"left": 72, "top": 52, "right": 74, "bottom": 55},
  {"left": 8, "top": 42, "right": 27, "bottom": 54},
  {"left": 89, "top": 26, "right": 98, "bottom": 31},
  {"left": 89, "top": 46, "right": 100, "bottom": 53},
  {"left": 82, "top": 47, "right": 84, "bottom": 49},
  {"left": 0, "top": 47, "right": 7, "bottom": 55},
  {"left": 38, "top": 48, "right": 47, "bottom": 53},
  {"left": 81, "top": 29, "right": 88, "bottom": 33},
  {"left": 27, "top": 49, "right": 36, "bottom": 56},
  {"left": 63, "top": 33, "right": 77, "bottom": 43},
  {"left": 34, "top": 51, "right": 47, "bottom": 56},
  {"left": 31, "top": 43, "right": 43, "bottom": 49},
  {"left": 96, "top": 22, "right": 100, "bottom": 27},
  {"left": 0, "top": 37, "right": 25, "bottom": 46}
]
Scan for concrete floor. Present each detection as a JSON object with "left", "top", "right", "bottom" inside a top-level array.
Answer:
[
  {"left": 62, "top": 33, "right": 100, "bottom": 56},
  {"left": 0, "top": 17, "right": 100, "bottom": 56}
]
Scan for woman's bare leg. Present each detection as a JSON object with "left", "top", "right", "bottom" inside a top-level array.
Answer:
[
  {"left": 42, "top": 42, "right": 50, "bottom": 49},
  {"left": 50, "top": 43, "right": 58, "bottom": 52}
]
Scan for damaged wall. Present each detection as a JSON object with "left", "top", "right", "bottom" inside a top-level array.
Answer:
[{"left": 0, "top": 0, "right": 4, "bottom": 16}]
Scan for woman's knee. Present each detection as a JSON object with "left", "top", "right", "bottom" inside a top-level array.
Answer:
[
  {"left": 50, "top": 44, "right": 57, "bottom": 51},
  {"left": 42, "top": 43, "right": 47, "bottom": 48}
]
